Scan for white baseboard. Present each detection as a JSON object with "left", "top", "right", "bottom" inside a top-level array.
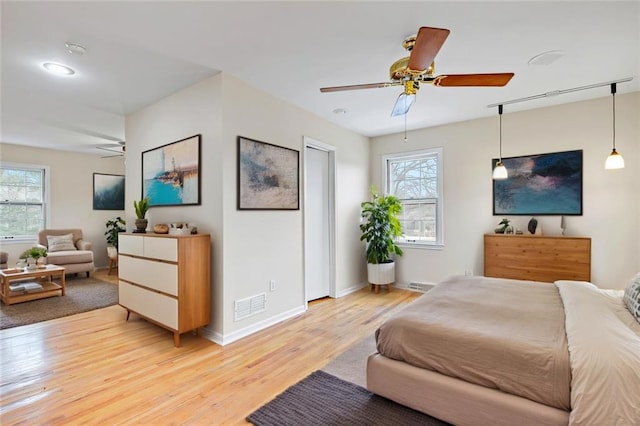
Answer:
[
  {"left": 200, "top": 304, "right": 307, "bottom": 346},
  {"left": 336, "top": 281, "right": 367, "bottom": 298}
]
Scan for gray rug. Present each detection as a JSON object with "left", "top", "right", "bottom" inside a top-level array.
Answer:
[
  {"left": 322, "top": 335, "right": 377, "bottom": 387},
  {"left": 0, "top": 276, "right": 118, "bottom": 329},
  {"left": 247, "top": 370, "right": 449, "bottom": 425}
]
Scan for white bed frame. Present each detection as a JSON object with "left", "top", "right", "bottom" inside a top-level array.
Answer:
[{"left": 367, "top": 353, "right": 570, "bottom": 426}]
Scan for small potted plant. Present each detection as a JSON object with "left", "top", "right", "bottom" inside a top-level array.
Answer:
[
  {"left": 494, "top": 218, "right": 511, "bottom": 234},
  {"left": 19, "top": 247, "right": 48, "bottom": 270},
  {"left": 105, "top": 216, "right": 126, "bottom": 259},
  {"left": 360, "top": 187, "right": 403, "bottom": 287},
  {"left": 133, "top": 197, "right": 150, "bottom": 233}
]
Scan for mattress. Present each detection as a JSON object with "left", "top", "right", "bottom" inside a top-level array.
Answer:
[{"left": 375, "top": 275, "right": 571, "bottom": 410}]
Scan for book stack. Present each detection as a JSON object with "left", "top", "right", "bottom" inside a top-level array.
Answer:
[{"left": 9, "top": 282, "right": 43, "bottom": 294}]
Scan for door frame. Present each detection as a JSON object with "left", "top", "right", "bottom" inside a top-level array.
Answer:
[{"left": 303, "top": 136, "right": 337, "bottom": 306}]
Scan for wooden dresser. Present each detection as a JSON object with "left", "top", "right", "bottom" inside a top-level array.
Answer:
[
  {"left": 118, "top": 233, "right": 211, "bottom": 346},
  {"left": 484, "top": 234, "right": 591, "bottom": 283}
]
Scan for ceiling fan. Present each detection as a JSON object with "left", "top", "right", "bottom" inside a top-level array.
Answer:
[
  {"left": 320, "top": 26, "right": 514, "bottom": 116},
  {"left": 98, "top": 141, "right": 126, "bottom": 158}
]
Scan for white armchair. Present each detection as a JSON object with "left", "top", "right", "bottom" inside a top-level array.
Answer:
[{"left": 37, "top": 229, "right": 95, "bottom": 277}]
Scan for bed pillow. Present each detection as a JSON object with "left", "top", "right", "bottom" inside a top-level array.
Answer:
[
  {"left": 47, "top": 233, "right": 77, "bottom": 252},
  {"left": 623, "top": 274, "right": 640, "bottom": 323}
]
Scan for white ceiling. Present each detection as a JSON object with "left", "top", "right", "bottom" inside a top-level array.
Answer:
[{"left": 2, "top": 1, "right": 639, "bottom": 156}]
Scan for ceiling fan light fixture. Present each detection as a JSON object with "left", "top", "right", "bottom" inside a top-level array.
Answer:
[
  {"left": 42, "top": 62, "right": 75, "bottom": 76},
  {"left": 391, "top": 92, "right": 415, "bottom": 117}
]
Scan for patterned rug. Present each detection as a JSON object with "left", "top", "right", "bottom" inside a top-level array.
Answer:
[
  {"left": 247, "top": 370, "right": 450, "bottom": 426},
  {"left": 0, "top": 276, "right": 118, "bottom": 329}
]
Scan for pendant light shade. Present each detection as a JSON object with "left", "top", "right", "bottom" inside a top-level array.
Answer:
[
  {"left": 493, "top": 104, "right": 508, "bottom": 180},
  {"left": 605, "top": 83, "right": 625, "bottom": 170}
]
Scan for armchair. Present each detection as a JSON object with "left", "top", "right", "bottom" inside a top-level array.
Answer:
[{"left": 37, "top": 229, "right": 95, "bottom": 277}]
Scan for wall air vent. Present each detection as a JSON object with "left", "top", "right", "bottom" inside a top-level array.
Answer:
[
  {"left": 408, "top": 282, "right": 435, "bottom": 293},
  {"left": 234, "top": 293, "right": 266, "bottom": 321}
]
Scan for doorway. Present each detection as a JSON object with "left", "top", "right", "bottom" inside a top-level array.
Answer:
[{"left": 303, "top": 137, "right": 336, "bottom": 303}]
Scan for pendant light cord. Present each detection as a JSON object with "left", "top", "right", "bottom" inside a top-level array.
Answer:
[
  {"left": 498, "top": 104, "right": 503, "bottom": 160},
  {"left": 611, "top": 83, "right": 616, "bottom": 150}
]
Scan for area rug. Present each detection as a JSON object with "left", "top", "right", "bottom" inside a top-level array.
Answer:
[
  {"left": 0, "top": 276, "right": 118, "bottom": 329},
  {"left": 247, "top": 370, "right": 450, "bottom": 426}
]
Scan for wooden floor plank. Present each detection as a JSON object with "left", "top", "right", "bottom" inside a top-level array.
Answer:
[{"left": 1, "top": 269, "right": 420, "bottom": 425}]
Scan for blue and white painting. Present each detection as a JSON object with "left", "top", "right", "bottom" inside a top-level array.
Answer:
[
  {"left": 142, "top": 135, "right": 200, "bottom": 206},
  {"left": 493, "top": 150, "right": 582, "bottom": 215}
]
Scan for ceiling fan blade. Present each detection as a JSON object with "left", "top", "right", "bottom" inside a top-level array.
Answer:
[
  {"left": 320, "top": 82, "right": 401, "bottom": 93},
  {"left": 433, "top": 73, "right": 515, "bottom": 87},
  {"left": 407, "top": 27, "right": 450, "bottom": 72},
  {"left": 97, "top": 146, "right": 123, "bottom": 154}
]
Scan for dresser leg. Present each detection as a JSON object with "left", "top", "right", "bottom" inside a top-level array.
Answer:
[
  {"left": 126, "top": 310, "right": 131, "bottom": 321},
  {"left": 174, "top": 332, "right": 181, "bottom": 347}
]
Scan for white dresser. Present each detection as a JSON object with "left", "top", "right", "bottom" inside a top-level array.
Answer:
[{"left": 118, "top": 233, "right": 211, "bottom": 347}]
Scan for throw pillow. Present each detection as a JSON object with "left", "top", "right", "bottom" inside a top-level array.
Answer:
[
  {"left": 47, "top": 233, "right": 77, "bottom": 252},
  {"left": 623, "top": 273, "right": 640, "bottom": 323}
]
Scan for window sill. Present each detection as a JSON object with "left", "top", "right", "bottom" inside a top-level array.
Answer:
[{"left": 398, "top": 242, "right": 444, "bottom": 251}]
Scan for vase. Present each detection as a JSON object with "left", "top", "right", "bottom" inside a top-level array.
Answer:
[{"left": 134, "top": 218, "right": 148, "bottom": 233}]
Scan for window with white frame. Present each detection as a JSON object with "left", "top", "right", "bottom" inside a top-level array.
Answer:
[
  {"left": 0, "top": 164, "right": 48, "bottom": 241},
  {"left": 383, "top": 148, "right": 443, "bottom": 247}
]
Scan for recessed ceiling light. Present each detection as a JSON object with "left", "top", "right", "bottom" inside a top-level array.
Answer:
[
  {"left": 65, "top": 42, "right": 86, "bottom": 55},
  {"left": 528, "top": 50, "right": 565, "bottom": 66},
  {"left": 42, "top": 62, "right": 75, "bottom": 76},
  {"left": 332, "top": 108, "right": 347, "bottom": 115}
]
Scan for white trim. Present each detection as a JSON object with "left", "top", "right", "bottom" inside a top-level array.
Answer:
[
  {"left": 200, "top": 304, "right": 306, "bottom": 346},
  {"left": 381, "top": 147, "right": 444, "bottom": 247},
  {"left": 336, "top": 282, "right": 368, "bottom": 298},
  {"left": 302, "top": 136, "right": 337, "bottom": 306}
]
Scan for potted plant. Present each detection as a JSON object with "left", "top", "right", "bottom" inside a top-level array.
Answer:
[
  {"left": 133, "top": 197, "right": 150, "bottom": 233},
  {"left": 19, "top": 247, "right": 48, "bottom": 270},
  {"left": 105, "top": 216, "right": 126, "bottom": 261},
  {"left": 360, "top": 187, "right": 403, "bottom": 287}
]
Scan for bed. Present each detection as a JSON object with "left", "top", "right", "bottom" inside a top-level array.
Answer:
[{"left": 366, "top": 275, "right": 640, "bottom": 426}]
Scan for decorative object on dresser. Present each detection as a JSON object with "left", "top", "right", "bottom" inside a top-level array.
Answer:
[
  {"left": 484, "top": 234, "right": 591, "bottom": 282},
  {"left": 237, "top": 136, "right": 300, "bottom": 210},
  {"left": 133, "top": 197, "right": 150, "bottom": 233},
  {"left": 142, "top": 134, "right": 201, "bottom": 207},
  {"left": 493, "top": 150, "right": 583, "bottom": 216},
  {"left": 360, "top": 187, "right": 403, "bottom": 293},
  {"left": 153, "top": 223, "right": 169, "bottom": 234},
  {"left": 117, "top": 233, "right": 211, "bottom": 347},
  {"left": 494, "top": 218, "right": 511, "bottom": 234},
  {"left": 527, "top": 217, "right": 538, "bottom": 234}
]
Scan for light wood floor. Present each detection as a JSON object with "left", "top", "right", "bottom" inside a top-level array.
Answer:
[{"left": 1, "top": 269, "right": 420, "bottom": 425}]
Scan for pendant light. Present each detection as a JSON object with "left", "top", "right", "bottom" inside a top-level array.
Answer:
[
  {"left": 492, "top": 104, "right": 508, "bottom": 180},
  {"left": 605, "top": 83, "right": 625, "bottom": 170}
]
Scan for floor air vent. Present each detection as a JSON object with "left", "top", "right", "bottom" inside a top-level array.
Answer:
[
  {"left": 408, "top": 282, "right": 435, "bottom": 292},
  {"left": 234, "top": 293, "right": 266, "bottom": 321}
]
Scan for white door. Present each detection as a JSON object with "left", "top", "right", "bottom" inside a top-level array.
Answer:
[{"left": 304, "top": 142, "right": 334, "bottom": 301}]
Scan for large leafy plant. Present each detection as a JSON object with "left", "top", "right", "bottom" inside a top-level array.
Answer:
[
  {"left": 360, "top": 187, "right": 403, "bottom": 264},
  {"left": 105, "top": 216, "right": 126, "bottom": 249}
]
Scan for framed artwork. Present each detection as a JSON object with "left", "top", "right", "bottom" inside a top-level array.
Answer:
[
  {"left": 237, "top": 136, "right": 299, "bottom": 210},
  {"left": 493, "top": 149, "right": 583, "bottom": 215},
  {"left": 142, "top": 134, "right": 201, "bottom": 207},
  {"left": 93, "top": 173, "right": 125, "bottom": 210}
]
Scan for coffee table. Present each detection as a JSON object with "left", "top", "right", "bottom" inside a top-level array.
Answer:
[{"left": 0, "top": 265, "right": 66, "bottom": 305}]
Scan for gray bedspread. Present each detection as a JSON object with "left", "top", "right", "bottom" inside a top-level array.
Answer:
[{"left": 375, "top": 275, "right": 571, "bottom": 410}]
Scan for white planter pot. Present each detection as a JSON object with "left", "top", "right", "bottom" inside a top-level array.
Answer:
[{"left": 367, "top": 261, "right": 395, "bottom": 285}]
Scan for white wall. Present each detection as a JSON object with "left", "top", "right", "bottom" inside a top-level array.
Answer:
[
  {"left": 126, "top": 72, "right": 369, "bottom": 344},
  {"left": 370, "top": 93, "right": 640, "bottom": 290},
  {"left": 0, "top": 143, "right": 125, "bottom": 268}
]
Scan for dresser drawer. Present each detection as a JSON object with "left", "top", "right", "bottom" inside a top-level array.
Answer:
[
  {"left": 143, "top": 237, "right": 177, "bottom": 262},
  {"left": 118, "top": 256, "right": 178, "bottom": 296},
  {"left": 119, "top": 282, "right": 178, "bottom": 329},
  {"left": 118, "top": 234, "right": 143, "bottom": 256}
]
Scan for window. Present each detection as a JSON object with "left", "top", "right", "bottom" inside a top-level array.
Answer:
[
  {"left": 383, "top": 148, "right": 443, "bottom": 247},
  {"left": 0, "top": 163, "right": 49, "bottom": 241}
]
